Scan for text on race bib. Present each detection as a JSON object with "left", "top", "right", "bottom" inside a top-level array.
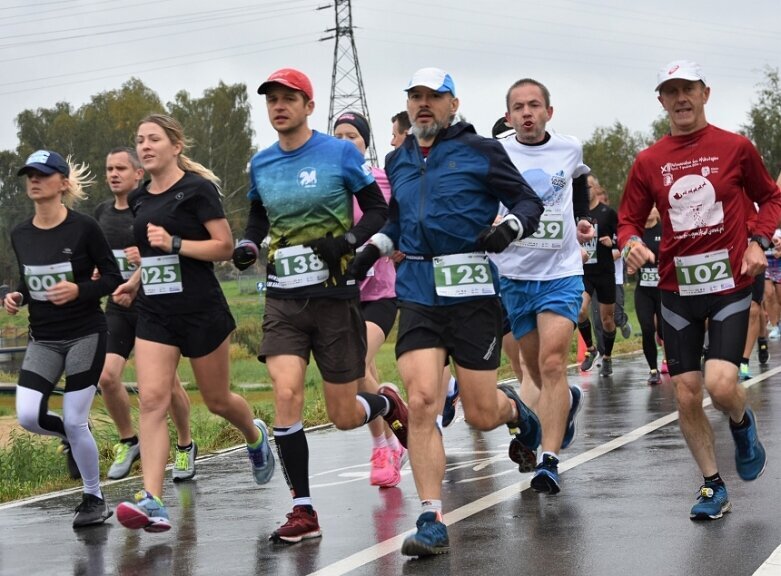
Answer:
[
  {"left": 433, "top": 252, "right": 495, "bottom": 297},
  {"left": 24, "top": 262, "right": 74, "bottom": 301},
  {"left": 674, "top": 249, "right": 734, "bottom": 296},
  {"left": 272, "top": 245, "right": 329, "bottom": 289},
  {"left": 113, "top": 249, "right": 138, "bottom": 280},
  {"left": 141, "top": 255, "right": 183, "bottom": 295},
  {"left": 639, "top": 266, "right": 660, "bottom": 287},
  {"left": 518, "top": 208, "right": 564, "bottom": 250}
]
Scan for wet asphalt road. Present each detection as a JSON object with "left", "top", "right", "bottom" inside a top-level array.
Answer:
[{"left": 3, "top": 347, "right": 781, "bottom": 576}]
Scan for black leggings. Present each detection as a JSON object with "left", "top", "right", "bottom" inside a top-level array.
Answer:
[{"left": 635, "top": 285, "right": 662, "bottom": 370}]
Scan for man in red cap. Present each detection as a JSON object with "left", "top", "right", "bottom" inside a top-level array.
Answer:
[
  {"left": 233, "top": 68, "right": 408, "bottom": 544},
  {"left": 619, "top": 59, "right": 781, "bottom": 521}
]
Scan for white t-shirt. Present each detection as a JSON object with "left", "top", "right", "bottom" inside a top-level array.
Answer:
[{"left": 492, "top": 132, "right": 590, "bottom": 281}]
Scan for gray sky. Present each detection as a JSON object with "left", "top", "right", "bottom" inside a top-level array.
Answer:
[{"left": 1, "top": 0, "right": 779, "bottom": 168}]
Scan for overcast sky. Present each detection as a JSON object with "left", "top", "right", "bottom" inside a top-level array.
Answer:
[{"left": 1, "top": 0, "right": 779, "bottom": 172}]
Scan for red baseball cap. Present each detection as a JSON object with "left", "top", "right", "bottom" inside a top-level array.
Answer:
[{"left": 257, "top": 68, "right": 314, "bottom": 100}]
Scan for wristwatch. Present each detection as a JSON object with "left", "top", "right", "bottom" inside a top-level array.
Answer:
[
  {"left": 171, "top": 235, "right": 182, "bottom": 254},
  {"left": 750, "top": 235, "right": 771, "bottom": 251}
]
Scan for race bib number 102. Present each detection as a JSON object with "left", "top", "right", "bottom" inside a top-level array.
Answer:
[{"left": 674, "top": 249, "right": 734, "bottom": 296}]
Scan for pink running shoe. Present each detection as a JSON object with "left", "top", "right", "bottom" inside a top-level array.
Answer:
[
  {"left": 661, "top": 359, "right": 669, "bottom": 374},
  {"left": 370, "top": 446, "right": 399, "bottom": 487}
]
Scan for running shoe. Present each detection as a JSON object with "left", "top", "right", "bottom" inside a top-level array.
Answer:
[
  {"left": 530, "top": 453, "right": 561, "bottom": 495},
  {"left": 441, "top": 379, "right": 459, "bottom": 428},
  {"left": 498, "top": 383, "right": 541, "bottom": 473},
  {"left": 172, "top": 442, "right": 198, "bottom": 482},
  {"left": 116, "top": 490, "right": 171, "bottom": 533},
  {"left": 270, "top": 506, "right": 322, "bottom": 543},
  {"left": 369, "top": 446, "right": 399, "bottom": 487},
  {"left": 561, "top": 384, "right": 583, "bottom": 450},
  {"left": 758, "top": 339, "right": 770, "bottom": 365},
  {"left": 580, "top": 348, "right": 600, "bottom": 372},
  {"left": 690, "top": 482, "right": 731, "bottom": 520},
  {"left": 401, "top": 511, "right": 450, "bottom": 557},
  {"left": 73, "top": 493, "right": 113, "bottom": 528},
  {"left": 620, "top": 322, "right": 633, "bottom": 339},
  {"left": 392, "top": 445, "right": 408, "bottom": 474},
  {"left": 58, "top": 440, "right": 81, "bottom": 480},
  {"left": 378, "top": 383, "right": 409, "bottom": 448},
  {"left": 661, "top": 359, "right": 669, "bottom": 374},
  {"left": 731, "top": 408, "right": 767, "bottom": 481},
  {"left": 739, "top": 363, "right": 751, "bottom": 381},
  {"left": 769, "top": 326, "right": 781, "bottom": 341},
  {"left": 107, "top": 441, "right": 141, "bottom": 480},
  {"left": 647, "top": 370, "right": 661, "bottom": 385},
  {"left": 247, "top": 419, "right": 275, "bottom": 485},
  {"left": 599, "top": 357, "right": 613, "bottom": 377}
]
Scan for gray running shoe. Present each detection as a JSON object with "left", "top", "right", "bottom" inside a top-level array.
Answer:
[
  {"left": 620, "top": 322, "right": 632, "bottom": 339},
  {"left": 107, "top": 441, "right": 141, "bottom": 480},
  {"left": 248, "top": 419, "right": 275, "bottom": 484},
  {"left": 599, "top": 357, "right": 613, "bottom": 377},
  {"left": 172, "top": 442, "right": 197, "bottom": 482},
  {"left": 73, "top": 493, "right": 113, "bottom": 528}
]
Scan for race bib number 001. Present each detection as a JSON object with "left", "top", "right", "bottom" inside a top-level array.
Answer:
[
  {"left": 674, "top": 249, "right": 734, "bottom": 296},
  {"left": 113, "top": 249, "right": 138, "bottom": 280},
  {"left": 639, "top": 266, "right": 659, "bottom": 287},
  {"left": 141, "top": 255, "right": 183, "bottom": 295},
  {"left": 433, "top": 253, "right": 495, "bottom": 297},
  {"left": 519, "top": 208, "right": 564, "bottom": 250},
  {"left": 273, "top": 245, "right": 329, "bottom": 289},
  {"left": 24, "top": 262, "right": 74, "bottom": 301}
]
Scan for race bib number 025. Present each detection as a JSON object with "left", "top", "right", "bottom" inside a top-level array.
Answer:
[
  {"left": 141, "top": 255, "right": 183, "bottom": 295},
  {"left": 24, "top": 262, "right": 74, "bottom": 301},
  {"left": 674, "top": 249, "right": 734, "bottom": 296},
  {"left": 433, "top": 253, "right": 495, "bottom": 297},
  {"left": 273, "top": 245, "right": 329, "bottom": 289}
]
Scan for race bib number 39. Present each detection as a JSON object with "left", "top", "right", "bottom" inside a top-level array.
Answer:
[
  {"left": 674, "top": 249, "right": 734, "bottom": 296},
  {"left": 519, "top": 208, "right": 564, "bottom": 250},
  {"left": 433, "top": 253, "right": 495, "bottom": 297},
  {"left": 273, "top": 245, "right": 329, "bottom": 289},
  {"left": 113, "top": 249, "right": 138, "bottom": 280},
  {"left": 24, "top": 262, "right": 74, "bottom": 301},
  {"left": 141, "top": 255, "right": 182, "bottom": 295}
]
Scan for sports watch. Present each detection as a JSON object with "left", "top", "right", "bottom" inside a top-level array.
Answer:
[{"left": 750, "top": 235, "right": 771, "bottom": 251}]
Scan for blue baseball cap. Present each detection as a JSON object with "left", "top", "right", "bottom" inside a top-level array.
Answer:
[
  {"left": 405, "top": 67, "right": 456, "bottom": 96},
  {"left": 18, "top": 150, "right": 70, "bottom": 177}
]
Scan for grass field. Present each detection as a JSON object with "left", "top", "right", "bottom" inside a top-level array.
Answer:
[{"left": 0, "top": 277, "right": 645, "bottom": 502}]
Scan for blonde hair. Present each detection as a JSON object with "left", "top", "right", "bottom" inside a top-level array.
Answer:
[
  {"left": 62, "top": 156, "right": 95, "bottom": 207},
  {"left": 138, "top": 113, "right": 222, "bottom": 190}
]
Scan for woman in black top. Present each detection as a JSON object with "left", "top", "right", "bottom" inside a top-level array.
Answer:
[
  {"left": 113, "top": 114, "right": 274, "bottom": 534},
  {"left": 3, "top": 150, "right": 122, "bottom": 527},
  {"left": 634, "top": 207, "right": 664, "bottom": 384}
]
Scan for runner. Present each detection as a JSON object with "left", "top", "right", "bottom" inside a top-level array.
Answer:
[
  {"left": 390, "top": 111, "right": 410, "bottom": 149},
  {"left": 95, "top": 147, "right": 196, "bottom": 481},
  {"left": 233, "top": 68, "right": 405, "bottom": 544},
  {"left": 333, "top": 111, "right": 406, "bottom": 487},
  {"left": 492, "top": 78, "right": 593, "bottom": 494},
  {"left": 5, "top": 150, "right": 121, "bottom": 527},
  {"left": 352, "top": 67, "right": 544, "bottom": 556},
  {"left": 114, "top": 114, "right": 274, "bottom": 533},
  {"left": 619, "top": 59, "right": 781, "bottom": 520},
  {"left": 633, "top": 207, "right": 664, "bottom": 384}
]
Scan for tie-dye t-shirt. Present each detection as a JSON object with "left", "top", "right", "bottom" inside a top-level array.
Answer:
[{"left": 248, "top": 130, "right": 375, "bottom": 298}]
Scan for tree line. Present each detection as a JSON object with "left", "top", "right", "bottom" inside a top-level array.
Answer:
[{"left": 1, "top": 69, "right": 779, "bottom": 284}]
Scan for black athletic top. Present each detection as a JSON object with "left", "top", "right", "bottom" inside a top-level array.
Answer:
[
  {"left": 128, "top": 171, "right": 230, "bottom": 316},
  {"left": 95, "top": 198, "right": 138, "bottom": 313},
  {"left": 11, "top": 209, "right": 122, "bottom": 340},
  {"left": 584, "top": 202, "right": 618, "bottom": 276}
]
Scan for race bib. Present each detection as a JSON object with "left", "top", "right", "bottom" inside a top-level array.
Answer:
[
  {"left": 582, "top": 223, "right": 598, "bottom": 264},
  {"left": 273, "top": 245, "right": 329, "bottom": 289},
  {"left": 113, "top": 249, "right": 138, "bottom": 280},
  {"left": 518, "top": 207, "right": 564, "bottom": 250},
  {"left": 674, "top": 249, "right": 734, "bottom": 296},
  {"left": 433, "top": 252, "right": 495, "bottom": 297},
  {"left": 24, "top": 262, "right": 74, "bottom": 301},
  {"left": 639, "top": 266, "right": 659, "bottom": 287},
  {"left": 141, "top": 255, "right": 182, "bottom": 295}
]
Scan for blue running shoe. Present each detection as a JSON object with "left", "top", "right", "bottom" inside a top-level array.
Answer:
[
  {"left": 561, "top": 384, "right": 583, "bottom": 450},
  {"left": 441, "top": 379, "right": 459, "bottom": 428},
  {"left": 116, "top": 490, "right": 171, "bottom": 533},
  {"left": 498, "top": 384, "right": 541, "bottom": 473},
  {"left": 401, "top": 512, "right": 450, "bottom": 557},
  {"left": 739, "top": 363, "right": 751, "bottom": 381},
  {"left": 690, "top": 482, "right": 731, "bottom": 520},
  {"left": 248, "top": 419, "right": 275, "bottom": 485},
  {"left": 530, "top": 454, "right": 561, "bottom": 495},
  {"left": 731, "top": 408, "right": 767, "bottom": 481}
]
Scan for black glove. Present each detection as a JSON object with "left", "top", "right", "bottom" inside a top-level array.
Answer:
[
  {"left": 475, "top": 220, "right": 519, "bottom": 253},
  {"left": 232, "top": 240, "right": 258, "bottom": 271},
  {"left": 348, "top": 244, "right": 381, "bottom": 281},
  {"left": 304, "top": 232, "right": 351, "bottom": 283}
]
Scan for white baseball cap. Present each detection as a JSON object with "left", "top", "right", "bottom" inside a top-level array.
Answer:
[
  {"left": 655, "top": 60, "right": 707, "bottom": 91},
  {"left": 405, "top": 67, "right": 456, "bottom": 96}
]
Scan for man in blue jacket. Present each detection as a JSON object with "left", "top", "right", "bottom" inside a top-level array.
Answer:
[{"left": 352, "top": 67, "right": 544, "bottom": 557}]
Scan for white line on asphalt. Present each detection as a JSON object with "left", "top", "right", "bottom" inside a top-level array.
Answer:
[{"left": 306, "top": 366, "right": 781, "bottom": 576}]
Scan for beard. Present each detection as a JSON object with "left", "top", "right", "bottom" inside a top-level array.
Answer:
[{"left": 410, "top": 118, "right": 445, "bottom": 141}]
